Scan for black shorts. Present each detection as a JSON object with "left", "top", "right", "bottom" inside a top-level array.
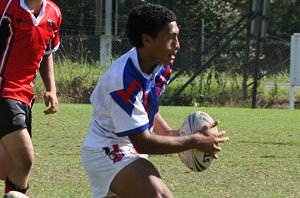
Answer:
[{"left": 0, "top": 98, "right": 32, "bottom": 139}]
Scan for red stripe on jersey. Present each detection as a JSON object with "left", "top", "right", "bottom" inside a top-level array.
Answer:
[
  {"left": 164, "top": 65, "right": 171, "bottom": 77},
  {"left": 117, "top": 80, "right": 140, "bottom": 105}
]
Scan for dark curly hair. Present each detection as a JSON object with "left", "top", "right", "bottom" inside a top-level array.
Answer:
[{"left": 126, "top": 4, "right": 177, "bottom": 48}]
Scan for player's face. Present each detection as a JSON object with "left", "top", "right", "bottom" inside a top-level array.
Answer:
[{"left": 152, "top": 21, "right": 180, "bottom": 65}]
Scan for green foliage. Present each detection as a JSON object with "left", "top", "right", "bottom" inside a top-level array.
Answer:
[
  {"left": 53, "top": 0, "right": 299, "bottom": 41},
  {"left": 54, "top": 0, "right": 96, "bottom": 34},
  {"left": 34, "top": 61, "right": 296, "bottom": 108},
  {"left": 34, "top": 60, "right": 106, "bottom": 103},
  {"left": 269, "top": 0, "right": 300, "bottom": 40},
  {"left": 147, "top": 0, "right": 241, "bottom": 37},
  {"left": 161, "top": 68, "right": 249, "bottom": 107},
  {"left": 162, "top": 67, "right": 298, "bottom": 108}
]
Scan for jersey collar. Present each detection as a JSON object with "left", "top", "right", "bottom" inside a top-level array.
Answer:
[
  {"left": 130, "top": 47, "right": 163, "bottom": 80},
  {"left": 20, "top": 0, "right": 46, "bottom": 26}
]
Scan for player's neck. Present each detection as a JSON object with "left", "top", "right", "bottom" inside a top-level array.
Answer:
[
  {"left": 137, "top": 48, "right": 157, "bottom": 74},
  {"left": 24, "top": 0, "right": 43, "bottom": 15}
]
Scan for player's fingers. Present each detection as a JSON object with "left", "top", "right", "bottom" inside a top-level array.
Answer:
[
  {"left": 209, "top": 120, "right": 219, "bottom": 128},
  {"left": 217, "top": 137, "right": 230, "bottom": 143},
  {"left": 44, "top": 106, "right": 54, "bottom": 114},
  {"left": 197, "top": 124, "right": 209, "bottom": 133},
  {"left": 52, "top": 105, "right": 58, "bottom": 113},
  {"left": 217, "top": 130, "right": 226, "bottom": 137},
  {"left": 197, "top": 121, "right": 220, "bottom": 134},
  {"left": 44, "top": 94, "right": 49, "bottom": 107},
  {"left": 44, "top": 107, "right": 55, "bottom": 114},
  {"left": 209, "top": 151, "right": 219, "bottom": 159},
  {"left": 44, "top": 98, "right": 49, "bottom": 107},
  {"left": 43, "top": 108, "right": 51, "bottom": 114},
  {"left": 43, "top": 103, "right": 58, "bottom": 114}
]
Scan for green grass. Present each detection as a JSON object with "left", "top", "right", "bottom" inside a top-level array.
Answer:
[{"left": 1, "top": 104, "right": 300, "bottom": 197}]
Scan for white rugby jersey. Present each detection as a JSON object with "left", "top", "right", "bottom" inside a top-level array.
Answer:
[{"left": 83, "top": 48, "right": 172, "bottom": 149}]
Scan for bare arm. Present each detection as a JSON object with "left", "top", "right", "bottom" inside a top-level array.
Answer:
[
  {"left": 153, "top": 112, "right": 179, "bottom": 136},
  {"left": 129, "top": 121, "right": 229, "bottom": 159},
  {"left": 39, "top": 54, "right": 58, "bottom": 114}
]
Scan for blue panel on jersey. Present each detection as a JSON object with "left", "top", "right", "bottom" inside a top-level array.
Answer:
[
  {"left": 117, "top": 123, "right": 150, "bottom": 137},
  {"left": 110, "top": 59, "right": 172, "bottom": 130},
  {"left": 110, "top": 58, "right": 144, "bottom": 116}
]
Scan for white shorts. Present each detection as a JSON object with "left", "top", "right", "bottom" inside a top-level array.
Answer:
[{"left": 81, "top": 144, "right": 147, "bottom": 198}]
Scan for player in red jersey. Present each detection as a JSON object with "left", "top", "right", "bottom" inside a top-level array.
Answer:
[{"left": 0, "top": 0, "right": 62, "bottom": 195}]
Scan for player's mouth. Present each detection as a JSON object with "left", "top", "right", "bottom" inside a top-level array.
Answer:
[{"left": 169, "top": 52, "right": 177, "bottom": 60}]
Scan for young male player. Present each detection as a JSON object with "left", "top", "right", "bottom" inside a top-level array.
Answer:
[
  {"left": 81, "top": 3, "right": 229, "bottom": 198},
  {"left": 0, "top": 0, "right": 61, "bottom": 195}
]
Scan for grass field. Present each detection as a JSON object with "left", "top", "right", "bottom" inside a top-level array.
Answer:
[{"left": 1, "top": 104, "right": 300, "bottom": 198}]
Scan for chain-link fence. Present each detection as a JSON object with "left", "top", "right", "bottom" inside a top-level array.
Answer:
[
  {"left": 54, "top": 31, "right": 291, "bottom": 107},
  {"left": 57, "top": 34, "right": 290, "bottom": 70}
]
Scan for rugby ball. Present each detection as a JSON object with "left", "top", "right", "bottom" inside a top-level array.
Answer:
[
  {"left": 3, "top": 191, "right": 28, "bottom": 198},
  {"left": 178, "top": 111, "right": 218, "bottom": 172}
]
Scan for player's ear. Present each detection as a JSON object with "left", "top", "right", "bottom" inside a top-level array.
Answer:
[{"left": 141, "top": 33, "right": 153, "bottom": 47}]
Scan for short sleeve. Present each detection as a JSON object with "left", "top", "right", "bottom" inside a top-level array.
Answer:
[
  {"left": 110, "top": 87, "right": 149, "bottom": 137},
  {"left": 44, "top": 6, "right": 62, "bottom": 55}
]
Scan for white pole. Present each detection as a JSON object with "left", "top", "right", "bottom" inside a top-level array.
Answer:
[
  {"left": 289, "top": 33, "right": 300, "bottom": 109},
  {"left": 105, "top": 0, "right": 112, "bottom": 36},
  {"left": 115, "top": 0, "right": 118, "bottom": 36},
  {"left": 100, "top": 0, "right": 112, "bottom": 66},
  {"left": 289, "top": 85, "right": 294, "bottom": 110}
]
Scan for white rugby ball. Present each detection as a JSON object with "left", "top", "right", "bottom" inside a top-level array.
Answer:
[
  {"left": 3, "top": 191, "right": 28, "bottom": 198},
  {"left": 178, "top": 111, "right": 218, "bottom": 172}
]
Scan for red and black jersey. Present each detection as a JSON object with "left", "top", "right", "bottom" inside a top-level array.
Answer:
[{"left": 0, "top": 0, "right": 61, "bottom": 106}]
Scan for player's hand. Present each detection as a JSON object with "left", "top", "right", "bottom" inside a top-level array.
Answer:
[
  {"left": 168, "top": 129, "right": 180, "bottom": 136},
  {"left": 194, "top": 121, "right": 229, "bottom": 159},
  {"left": 43, "top": 91, "right": 59, "bottom": 114}
]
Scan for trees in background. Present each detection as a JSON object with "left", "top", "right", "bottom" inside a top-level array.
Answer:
[
  {"left": 268, "top": 0, "right": 300, "bottom": 40},
  {"left": 53, "top": 0, "right": 299, "bottom": 40},
  {"left": 51, "top": 0, "right": 298, "bottom": 107}
]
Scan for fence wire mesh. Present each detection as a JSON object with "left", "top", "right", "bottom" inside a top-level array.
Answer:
[
  {"left": 56, "top": 35, "right": 290, "bottom": 71},
  {"left": 54, "top": 32, "right": 291, "bottom": 107}
]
